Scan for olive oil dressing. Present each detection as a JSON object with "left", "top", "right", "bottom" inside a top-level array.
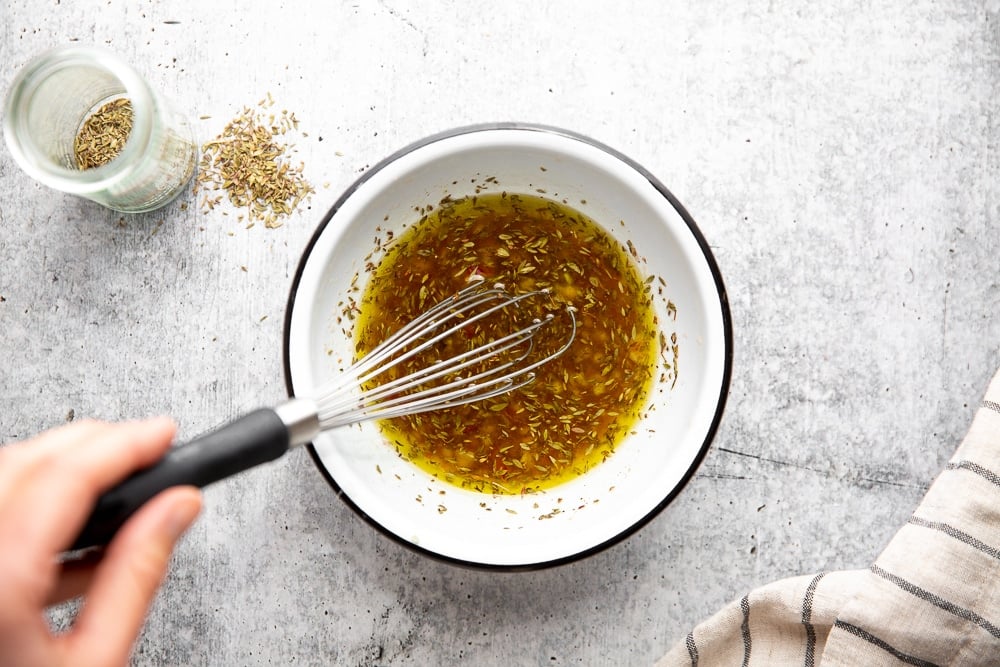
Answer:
[{"left": 355, "top": 193, "right": 661, "bottom": 494}]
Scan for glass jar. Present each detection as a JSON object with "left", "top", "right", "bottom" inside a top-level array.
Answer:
[{"left": 3, "top": 45, "right": 197, "bottom": 213}]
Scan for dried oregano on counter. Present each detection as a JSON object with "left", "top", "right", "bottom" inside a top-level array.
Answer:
[{"left": 195, "top": 94, "right": 314, "bottom": 228}]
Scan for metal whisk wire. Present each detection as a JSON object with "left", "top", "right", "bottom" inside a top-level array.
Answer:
[{"left": 314, "top": 282, "right": 576, "bottom": 429}]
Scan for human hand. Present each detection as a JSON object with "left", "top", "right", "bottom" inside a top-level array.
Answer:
[{"left": 0, "top": 418, "right": 202, "bottom": 667}]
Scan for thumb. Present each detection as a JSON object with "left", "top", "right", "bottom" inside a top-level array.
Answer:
[{"left": 68, "top": 487, "right": 202, "bottom": 666}]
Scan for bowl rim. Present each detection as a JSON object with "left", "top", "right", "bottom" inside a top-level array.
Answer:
[{"left": 282, "top": 122, "right": 734, "bottom": 570}]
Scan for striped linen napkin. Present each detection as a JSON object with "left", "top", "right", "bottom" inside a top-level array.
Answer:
[{"left": 657, "top": 368, "right": 1000, "bottom": 666}]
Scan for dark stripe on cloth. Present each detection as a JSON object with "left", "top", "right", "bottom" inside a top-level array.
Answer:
[
  {"left": 833, "top": 620, "right": 940, "bottom": 667},
  {"left": 870, "top": 564, "right": 1000, "bottom": 639},
  {"left": 945, "top": 460, "right": 1000, "bottom": 490},
  {"left": 685, "top": 631, "right": 698, "bottom": 666},
  {"left": 983, "top": 399, "right": 1000, "bottom": 414},
  {"left": 801, "top": 572, "right": 826, "bottom": 667},
  {"left": 909, "top": 515, "right": 1000, "bottom": 560},
  {"left": 740, "top": 595, "right": 751, "bottom": 667}
]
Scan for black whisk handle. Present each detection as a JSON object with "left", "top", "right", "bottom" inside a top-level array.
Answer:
[{"left": 68, "top": 408, "right": 291, "bottom": 552}]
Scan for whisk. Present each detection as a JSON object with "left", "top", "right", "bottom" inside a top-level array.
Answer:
[{"left": 71, "top": 282, "right": 576, "bottom": 550}]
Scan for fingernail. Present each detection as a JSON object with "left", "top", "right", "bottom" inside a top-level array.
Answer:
[
  {"left": 145, "top": 415, "right": 177, "bottom": 430},
  {"left": 166, "top": 491, "right": 202, "bottom": 541}
]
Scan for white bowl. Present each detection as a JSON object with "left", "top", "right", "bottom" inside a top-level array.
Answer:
[{"left": 283, "top": 124, "right": 732, "bottom": 569}]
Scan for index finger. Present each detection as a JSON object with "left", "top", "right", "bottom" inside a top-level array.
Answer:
[{"left": 0, "top": 418, "right": 177, "bottom": 557}]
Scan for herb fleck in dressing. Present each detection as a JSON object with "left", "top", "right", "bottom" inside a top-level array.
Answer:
[{"left": 355, "top": 193, "right": 661, "bottom": 494}]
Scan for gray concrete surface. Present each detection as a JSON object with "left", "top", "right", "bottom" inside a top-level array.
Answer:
[{"left": 2, "top": 1, "right": 999, "bottom": 665}]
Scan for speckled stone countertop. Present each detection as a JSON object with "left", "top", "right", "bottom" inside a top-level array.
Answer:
[{"left": 2, "top": 1, "right": 999, "bottom": 665}]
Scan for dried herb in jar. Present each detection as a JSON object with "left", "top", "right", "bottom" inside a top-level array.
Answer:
[{"left": 74, "top": 97, "right": 133, "bottom": 169}]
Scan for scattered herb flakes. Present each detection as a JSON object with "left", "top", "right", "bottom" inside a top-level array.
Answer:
[
  {"left": 195, "top": 95, "right": 315, "bottom": 228},
  {"left": 666, "top": 300, "right": 677, "bottom": 321},
  {"left": 74, "top": 97, "right": 133, "bottom": 169},
  {"left": 671, "top": 333, "right": 680, "bottom": 389}
]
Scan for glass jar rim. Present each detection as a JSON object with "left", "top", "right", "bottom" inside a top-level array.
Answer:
[{"left": 2, "top": 45, "right": 156, "bottom": 194}]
